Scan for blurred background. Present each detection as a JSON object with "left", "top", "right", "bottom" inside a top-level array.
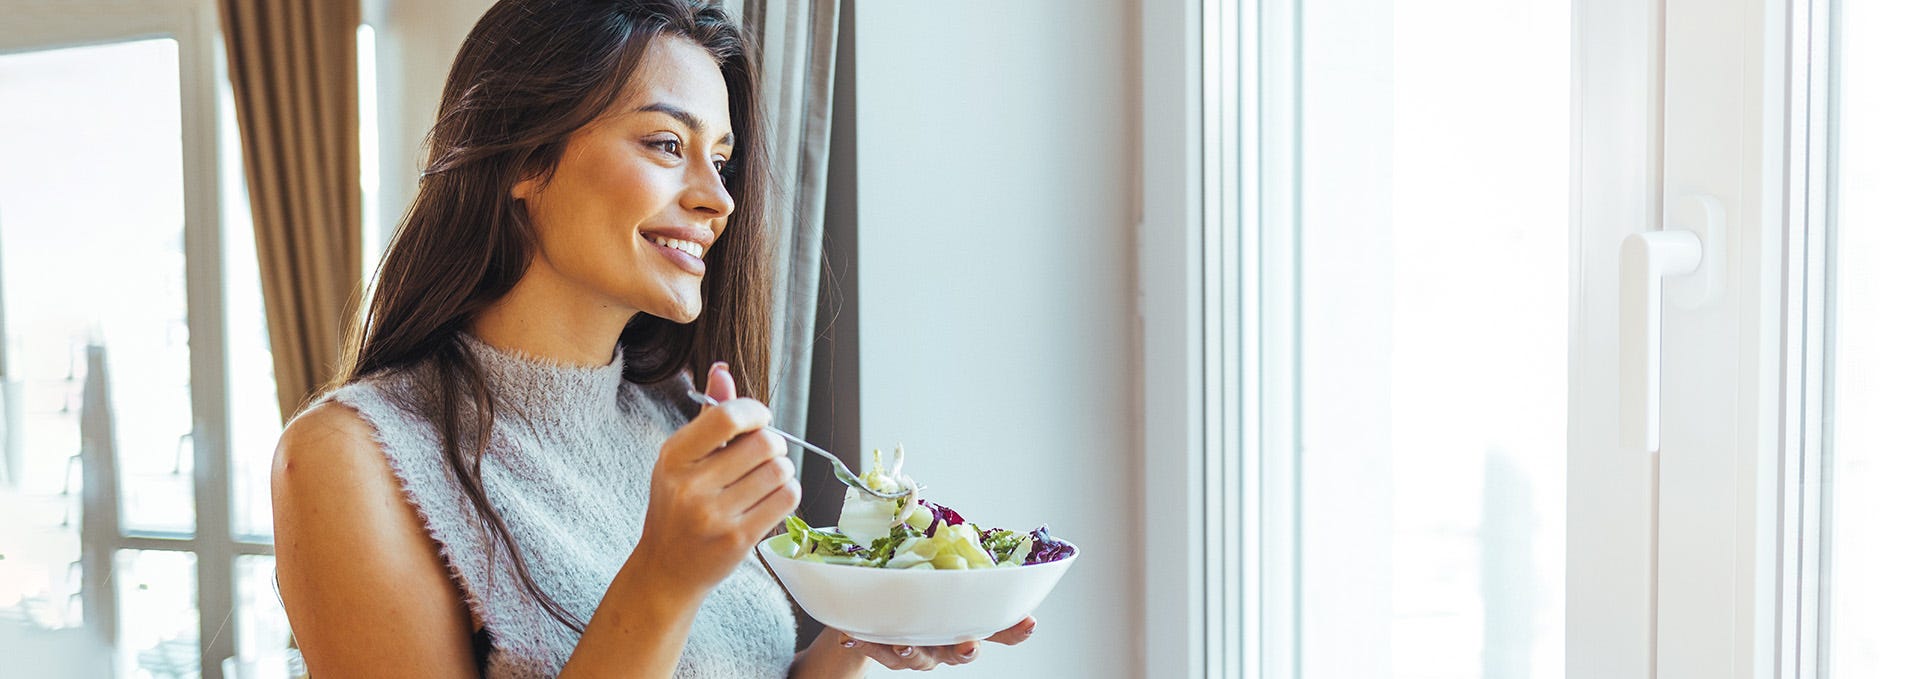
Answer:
[{"left": 0, "top": 0, "right": 1912, "bottom": 677}]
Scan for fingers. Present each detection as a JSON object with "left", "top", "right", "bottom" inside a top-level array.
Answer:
[
  {"left": 842, "top": 634, "right": 939, "bottom": 671},
  {"left": 663, "top": 397, "right": 771, "bottom": 465},
  {"left": 738, "top": 471, "right": 802, "bottom": 533},
  {"left": 704, "top": 429, "right": 787, "bottom": 487},
  {"left": 699, "top": 429, "right": 792, "bottom": 527},
  {"left": 983, "top": 616, "right": 1038, "bottom": 646},
  {"left": 887, "top": 646, "right": 939, "bottom": 671},
  {"left": 704, "top": 361, "right": 737, "bottom": 405},
  {"left": 837, "top": 632, "right": 982, "bottom": 670},
  {"left": 688, "top": 360, "right": 741, "bottom": 442},
  {"left": 719, "top": 452, "right": 794, "bottom": 505},
  {"left": 925, "top": 640, "right": 980, "bottom": 665}
]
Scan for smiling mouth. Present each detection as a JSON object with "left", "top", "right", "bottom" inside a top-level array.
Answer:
[{"left": 642, "top": 233, "right": 707, "bottom": 259}]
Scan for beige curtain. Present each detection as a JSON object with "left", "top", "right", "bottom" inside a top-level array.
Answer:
[
  {"left": 218, "top": 0, "right": 363, "bottom": 421},
  {"left": 740, "top": 0, "right": 842, "bottom": 439}
]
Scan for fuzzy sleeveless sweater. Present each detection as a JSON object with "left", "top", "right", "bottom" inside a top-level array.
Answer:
[{"left": 313, "top": 336, "right": 796, "bottom": 678}]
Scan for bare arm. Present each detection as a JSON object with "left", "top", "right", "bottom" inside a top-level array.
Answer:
[
  {"left": 554, "top": 542, "right": 709, "bottom": 678},
  {"left": 272, "top": 403, "right": 481, "bottom": 678}
]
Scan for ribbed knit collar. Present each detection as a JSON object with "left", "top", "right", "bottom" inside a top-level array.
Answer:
[{"left": 457, "top": 333, "right": 626, "bottom": 424}]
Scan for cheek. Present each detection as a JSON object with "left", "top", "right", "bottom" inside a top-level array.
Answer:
[
  {"left": 544, "top": 144, "right": 671, "bottom": 219},
  {"left": 578, "top": 145, "right": 675, "bottom": 215},
  {"left": 529, "top": 159, "right": 674, "bottom": 251}
]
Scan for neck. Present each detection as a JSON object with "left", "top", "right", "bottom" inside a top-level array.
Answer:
[{"left": 470, "top": 258, "right": 633, "bottom": 367}]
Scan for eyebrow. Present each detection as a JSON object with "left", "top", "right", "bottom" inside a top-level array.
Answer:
[{"left": 633, "top": 102, "right": 734, "bottom": 147}]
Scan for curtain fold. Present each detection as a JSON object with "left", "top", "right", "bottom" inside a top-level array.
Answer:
[
  {"left": 743, "top": 0, "right": 841, "bottom": 441},
  {"left": 217, "top": 0, "right": 363, "bottom": 421}
]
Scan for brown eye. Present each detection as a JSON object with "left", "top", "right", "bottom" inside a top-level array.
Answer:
[{"left": 647, "top": 139, "right": 682, "bottom": 156}]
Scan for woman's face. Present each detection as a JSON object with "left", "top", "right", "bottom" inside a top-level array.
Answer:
[{"left": 512, "top": 35, "right": 736, "bottom": 324}]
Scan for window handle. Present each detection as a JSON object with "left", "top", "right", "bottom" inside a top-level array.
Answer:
[{"left": 1620, "top": 194, "right": 1723, "bottom": 452}]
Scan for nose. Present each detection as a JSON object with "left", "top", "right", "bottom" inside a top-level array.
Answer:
[{"left": 682, "top": 160, "right": 736, "bottom": 219}]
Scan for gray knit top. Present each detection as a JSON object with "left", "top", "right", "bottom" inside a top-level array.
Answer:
[{"left": 315, "top": 335, "right": 797, "bottom": 678}]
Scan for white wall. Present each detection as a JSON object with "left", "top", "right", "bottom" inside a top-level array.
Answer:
[
  {"left": 367, "top": 0, "right": 495, "bottom": 246},
  {"left": 853, "top": 2, "right": 1141, "bottom": 677}
]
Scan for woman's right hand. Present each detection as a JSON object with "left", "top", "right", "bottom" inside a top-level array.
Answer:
[{"left": 633, "top": 362, "right": 800, "bottom": 593}]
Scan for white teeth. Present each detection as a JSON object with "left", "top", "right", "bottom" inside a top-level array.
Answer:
[{"left": 645, "top": 234, "right": 706, "bottom": 259}]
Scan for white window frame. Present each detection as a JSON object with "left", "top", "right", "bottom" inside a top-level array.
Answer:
[
  {"left": 1568, "top": 1, "right": 1664, "bottom": 675},
  {"left": 3, "top": 2, "right": 267, "bottom": 677},
  {"left": 1775, "top": 0, "right": 1834, "bottom": 675},
  {"left": 1140, "top": 0, "right": 1300, "bottom": 677},
  {"left": 1573, "top": 0, "right": 1821, "bottom": 676}
]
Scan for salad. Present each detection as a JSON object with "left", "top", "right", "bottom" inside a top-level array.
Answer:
[{"left": 767, "top": 446, "right": 1075, "bottom": 570}]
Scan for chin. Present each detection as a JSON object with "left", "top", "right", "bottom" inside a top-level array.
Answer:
[
  {"left": 647, "top": 298, "right": 702, "bottom": 324},
  {"left": 629, "top": 283, "right": 703, "bottom": 324}
]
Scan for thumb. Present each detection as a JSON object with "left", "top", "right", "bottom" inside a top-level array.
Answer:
[{"left": 703, "top": 362, "right": 737, "bottom": 412}]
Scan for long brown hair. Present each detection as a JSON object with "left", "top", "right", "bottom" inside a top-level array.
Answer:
[{"left": 336, "top": 0, "right": 769, "bottom": 634}]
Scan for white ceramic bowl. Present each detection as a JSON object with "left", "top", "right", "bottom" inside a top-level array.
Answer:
[{"left": 756, "top": 528, "right": 1079, "bottom": 646}]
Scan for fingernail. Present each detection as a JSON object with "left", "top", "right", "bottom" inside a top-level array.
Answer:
[
  {"left": 715, "top": 361, "right": 730, "bottom": 372},
  {"left": 896, "top": 646, "right": 913, "bottom": 657},
  {"left": 840, "top": 638, "right": 857, "bottom": 648},
  {"left": 959, "top": 647, "right": 978, "bottom": 660}
]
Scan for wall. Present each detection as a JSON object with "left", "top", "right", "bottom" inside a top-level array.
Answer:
[
  {"left": 367, "top": 0, "right": 495, "bottom": 245},
  {"left": 853, "top": 1, "right": 1141, "bottom": 676}
]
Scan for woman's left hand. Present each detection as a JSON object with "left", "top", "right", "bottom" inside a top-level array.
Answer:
[{"left": 834, "top": 616, "right": 1038, "bottom": 671}]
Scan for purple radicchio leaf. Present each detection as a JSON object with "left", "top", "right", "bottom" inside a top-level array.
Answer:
[
  {"left": 1023, "top": 524, "right": 1076, "bottom": 565},
  {"left": 917, "top": 499, "right": 968, "bottom": 537}
]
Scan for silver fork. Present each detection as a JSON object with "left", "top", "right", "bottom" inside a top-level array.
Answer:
[{"left": 685, "top": 390, "right": 914, "bottom": 500}]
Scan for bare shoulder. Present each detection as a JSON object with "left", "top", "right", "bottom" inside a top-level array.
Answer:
[
  {"left": 277, "top": 401, "right": 379, "bottom": 463},
  {"left": 272, "top": 401, "right": 480, "bottom": 676},
  {"left": 272, "top": 402, "right": 403, "bottom": 515},
  {"left": 272, "top": 401, "right": 394, "bottom": 523}
]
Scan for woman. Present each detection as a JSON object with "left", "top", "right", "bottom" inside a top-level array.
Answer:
[{"left": 270, "top": 1, "right": 1035, "bottom": 676}]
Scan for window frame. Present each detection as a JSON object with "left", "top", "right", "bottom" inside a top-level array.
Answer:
[
  {"left": 1141, "top": 0, "right": 1301, "bottom": 677},
  {"left": 1574, "top": 0, "right": 1824, "bottom": 676},
  {"left": 1568, "top": 0, "right": 1663, "bottom": 675}
]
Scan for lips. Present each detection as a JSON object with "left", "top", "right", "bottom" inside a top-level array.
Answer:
[
  {"left": 640, "top": 229, "right": 711, "bottom": 276},
  {"left": 643, "top": 233, "right": 706, "bottom": 258}
]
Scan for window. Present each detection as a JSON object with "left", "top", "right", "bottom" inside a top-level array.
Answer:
[
  {"left": 0, "top": 3, "right": 292, "bottom": 677},
  {"left": 1824, "top": 0, "right": 1920, "bottom": 674},
  {"left": 1251, "top": 0, "right": 1572, "bottom": 675},
  {"left": 1146, "top": 1, "right": 1571, "bottom": 677},
  {"left": 1149, "top": 0, "right": 1906, "bottom": 677}
]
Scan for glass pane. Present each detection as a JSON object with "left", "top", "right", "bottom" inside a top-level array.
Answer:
[
  {"left": 117, "top": 549, "right": 199, "bottom": 678},
  {"left": 221, "top": 47, "right": 280, "bottom": 543},
  {"left": 1826, "top": 1, "right": 1920, "bottom": 675},
  {"left": 230, "top": 556, "right": 294, "bottom": 679},
  {"left": 0, "top": 476, "right": 109, "bottom": 676},
  {"left": 0, "top": 39, "right": 195, "bottom": 536},
  {"left": 1294, "top": 0, "right": 1569, "bottom": 675}
]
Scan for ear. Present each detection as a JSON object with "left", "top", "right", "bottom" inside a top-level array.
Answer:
[{"left": 510, "top": 175, "right": 539, "bottom": 200}]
